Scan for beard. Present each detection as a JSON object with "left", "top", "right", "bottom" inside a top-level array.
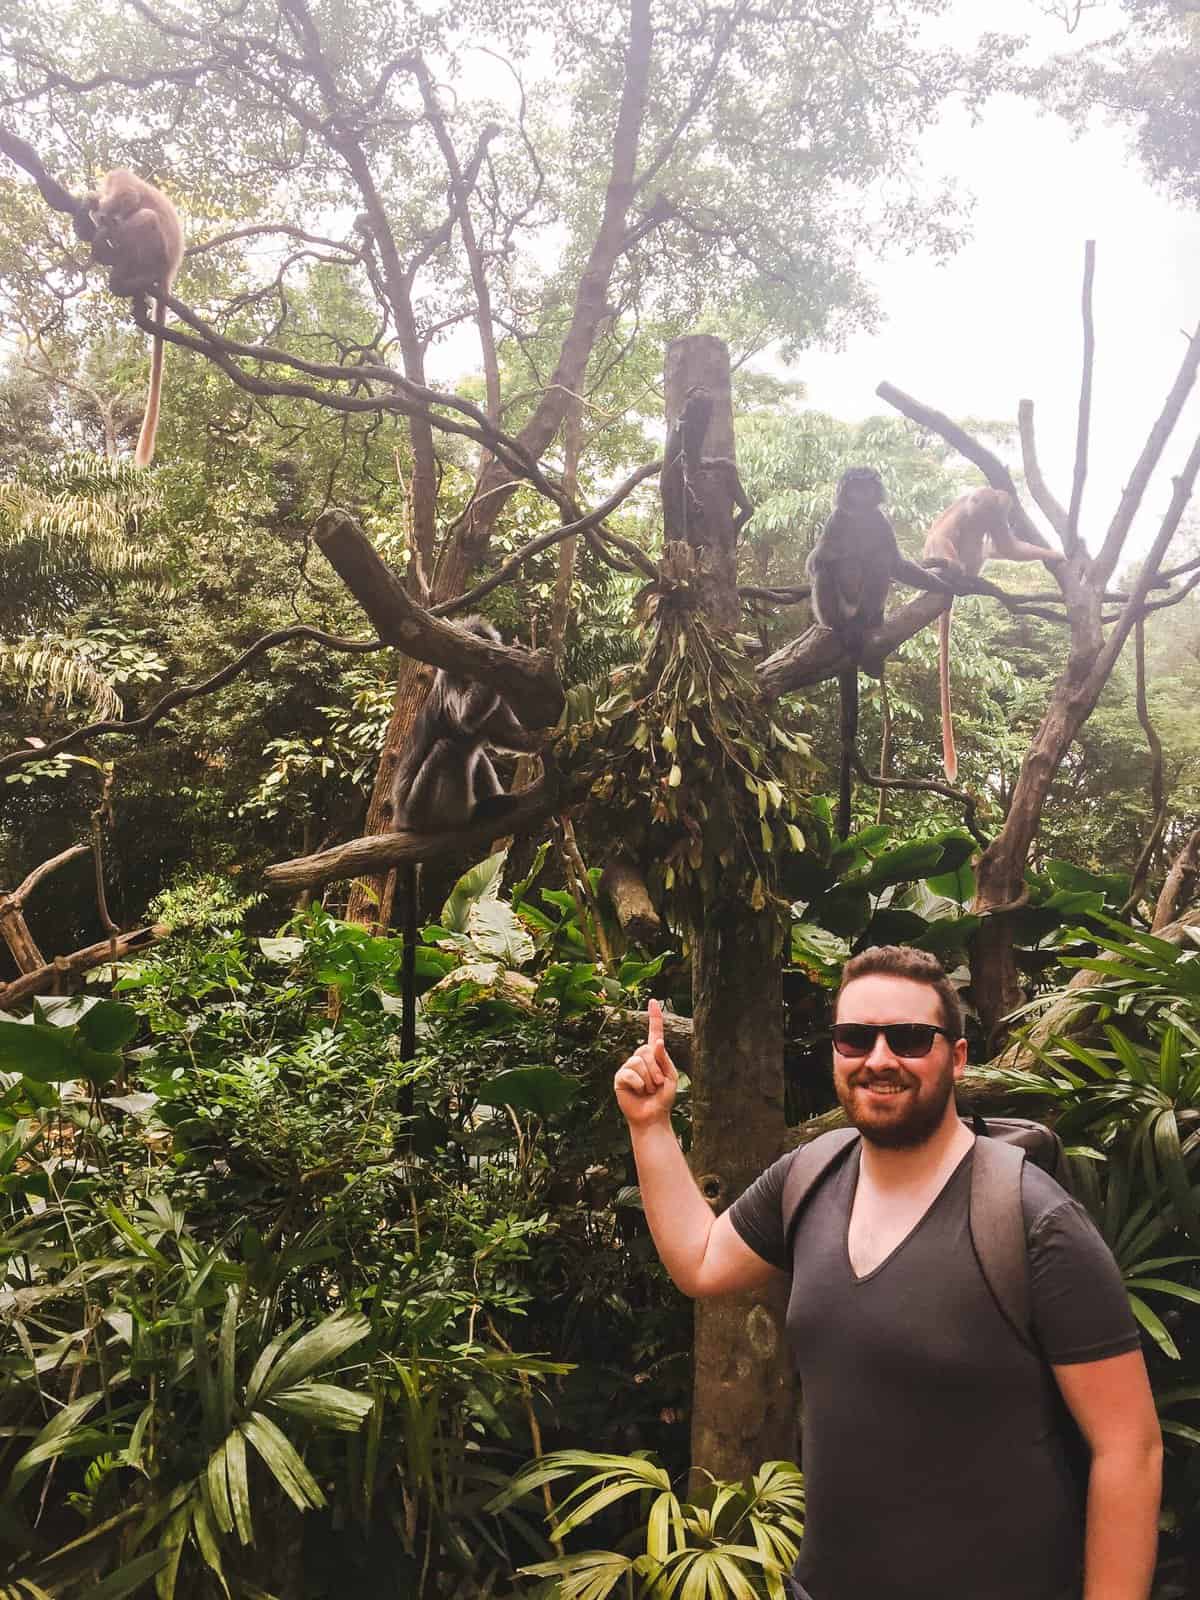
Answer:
[{"left": 834, "top": 1058, "right": 956, "bottom": 1150}]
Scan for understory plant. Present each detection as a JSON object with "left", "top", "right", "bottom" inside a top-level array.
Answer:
[{"left": 492, "top": 1451, "right": 805, "bottom": 1600}]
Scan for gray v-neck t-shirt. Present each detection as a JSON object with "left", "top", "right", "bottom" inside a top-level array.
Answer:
[{"left": 728, "top": 1143, "right": 1140, "bottom": 1600}]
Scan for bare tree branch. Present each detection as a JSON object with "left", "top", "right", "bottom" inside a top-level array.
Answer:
[
  {"left": 263, "top": 763, "right": 558, "bottom": 891},
  {"left": 434, "top": 458, "right": 662, "bottom": 618},
  {"left": 0, "top": 629, "right": 383, "bottom": 778},
  {"left": 1095, "top": 323, "right": 1200, "bottom": 586},
  {"left": 1017, "top": 399, "right": 1069, "bottom": 541},
  {"left": 876, "top": 381, "right": 1057, "bottom": 555},
  {"left": 0, "top": 925, "right": 168, "bottom": 1010},
  {"left": 1066, "top": 241, "right": 1096, "bottom": 557}
]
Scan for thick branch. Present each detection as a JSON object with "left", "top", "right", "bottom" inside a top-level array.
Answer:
[
  {"left": 759, "top": 586, "right": 956, "bottom": 699},
  {"left": 2, "top": 843, "right": 90, "bottom": 911},
  {"left": 601, "top": 858, "right": 664, "bottom": 944},
  {"left": 459, "top": 0, "right": 653, "bottom": 553},
  {"left": 852, "top": 755, "right": 987, "bottom": 849},
  {"left": 313, "top": 509, "right": 563, "bottom": 726},
  {"left": 1121, "top": 618, "right": 1166, "bottom": 916},
  {"left": 0, "top": 123, "right": 81, "bottom": 213},
  {"left": 0, "top": 925, "right": 168, "bottom": 1010},
  {"left": 1097, "top": 427, "right": 1200, "bottom": 682},
  {"left": 264, "top": 769, "right": 557, "bottom": 891},
  {"left": 876, "top": 381, "right": 1053, "bottom": 553},
  {"left": 1153, "top": 827, "right": 1200, "bottom": 932}
]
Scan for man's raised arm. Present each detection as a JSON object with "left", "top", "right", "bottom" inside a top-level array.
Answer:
[{"left": 614, "top": 1000, "right": 780, "bottom": 1298}]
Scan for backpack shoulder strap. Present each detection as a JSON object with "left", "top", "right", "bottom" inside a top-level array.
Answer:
[
  {"left": 969, "top": 1136, "right": 1034, "bottom": 1349},
  {"left": 781, "top": 1128, "right": 860, "bottom": 1245}
]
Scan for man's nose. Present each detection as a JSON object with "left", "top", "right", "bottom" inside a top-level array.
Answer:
[{"left": 864, "top": 1031, "right": 899, "bottom": 1067}]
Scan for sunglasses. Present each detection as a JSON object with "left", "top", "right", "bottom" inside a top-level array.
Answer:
[{"left": 830, "top": 1022, "right": 958, "bottom": 1058}]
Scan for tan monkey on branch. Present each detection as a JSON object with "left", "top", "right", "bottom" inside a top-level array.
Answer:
[
  {"left": 79, "top": 170, "right": 184, "bottom": 467},
  {"left": 922, "top": 487, "right": 1065, "bottom": 782}
]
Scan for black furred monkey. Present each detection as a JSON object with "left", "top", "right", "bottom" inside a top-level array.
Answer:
[
  {"left": 390, "top": 617, "right": 543, "bottom": 1062},
  {"left": 806, "top": 467, "right": 954, "bottom": 837}
]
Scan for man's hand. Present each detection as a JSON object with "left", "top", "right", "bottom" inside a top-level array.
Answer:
[{"left": 614, "top": 999, "right": 678, "bottom": 1126}]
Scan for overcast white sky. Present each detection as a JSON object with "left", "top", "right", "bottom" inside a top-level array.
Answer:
[{"left": 794, "top": 1, "right": 1200, "bottom": 557}]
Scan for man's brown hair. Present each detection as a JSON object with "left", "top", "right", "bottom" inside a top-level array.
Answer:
[{"left": 835, "top": 945, "right": 964, "bottom": 1038}]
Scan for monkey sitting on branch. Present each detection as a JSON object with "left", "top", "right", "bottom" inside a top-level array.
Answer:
[
  {"left": 806, "top": 467, "right": 955, "bottom": 838},
  {"left": 922, "top": 487, "right": 1065, "bottom": 782},
  {"left": 77, "top": 170, "right": 184, "bottom": 468},
  {"left": 389, "top": 616, "right": 545, "bottom": 1061}
]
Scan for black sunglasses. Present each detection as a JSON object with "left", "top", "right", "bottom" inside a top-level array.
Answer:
[{"left": 830, "top": 1022, "right": 958, "bottom": 1058}]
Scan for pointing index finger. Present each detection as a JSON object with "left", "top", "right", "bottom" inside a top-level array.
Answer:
[{"left": 647, "top": 998, "right": 664, "bottom": 1046}]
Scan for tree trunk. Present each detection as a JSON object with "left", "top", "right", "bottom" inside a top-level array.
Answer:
[
  {"left": 1153, "top": 826, "right": 1200, "bottom": 931},
  {"left": 689, "top": 912, "right": 795, "bottom": 1480},
  {"left": 664, "top": 335, "right": 793, "bottom": 1480}
]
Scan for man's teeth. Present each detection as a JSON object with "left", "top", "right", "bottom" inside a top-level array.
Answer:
[{"left": 863, "top": 1083, "right": 905, "bottom": 1094}]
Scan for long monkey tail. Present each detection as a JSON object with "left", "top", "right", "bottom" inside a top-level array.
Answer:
[
  {"left": 938, "top": 606, "right": 958, "bottom": 783},
  {"left": 399, "top": 862, "right": 420, "bottom": 1110},
  {"left": 134, "top": 296, "right": 166, "bottom": 468},
  {"left": 836, "top": 666, "right": 858, "bottom": 839}
]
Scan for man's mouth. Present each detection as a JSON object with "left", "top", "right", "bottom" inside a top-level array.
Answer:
[{"left": 857, "top": 1080, "right": 909, "bottom": 1097}]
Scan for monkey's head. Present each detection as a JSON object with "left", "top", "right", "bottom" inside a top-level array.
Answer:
[
  {"left": 836, "top": 467, "right": 886, "bottom": 512},
  {"left": 967, "top": 487, "right": 1012, "bottom": 522}
]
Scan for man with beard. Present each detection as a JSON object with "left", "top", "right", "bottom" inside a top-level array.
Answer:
[{"left": 614, "top": 946, "right": 1161, "bottom": 1600}]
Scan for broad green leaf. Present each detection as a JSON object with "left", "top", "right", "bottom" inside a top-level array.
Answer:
[
  {"left": 1152, "top": 1111, "right": 1200, "bottom": 1248},
  {"left": 476, "top": 1067, "right": 577, "bottom": 1118},
  {"left": 77, "top": 999, "right": 139, "bottom": 1052},
  {"left": 252, "top": 1312, "right": 368, "bottom": 1404},
  {"left": 860, "top": 839, "right": 945, "bottom": 891},
  {"left": 240, "top": 1414, "right": 324, "bottom": 1511},
  {"left": 225, "top": 1429, "right": 253, "bottom": 1545},
  {"left": 268, "top": 1383, "right": 373, "bottom": 1431},
  {"left": 0, "top": 1019, "right": 78, "bottom": 1081}
]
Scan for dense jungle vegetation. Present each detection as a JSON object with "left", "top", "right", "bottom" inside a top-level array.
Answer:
[{"left": 2, "top": 0, "right": 1200, "bottom": 1595}]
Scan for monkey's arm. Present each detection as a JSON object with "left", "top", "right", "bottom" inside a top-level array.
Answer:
[{"left": 479, "top": 698, "right": 547, "bottom": 752}]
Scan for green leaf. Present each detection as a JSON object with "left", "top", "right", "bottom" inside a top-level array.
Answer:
[
  {"left": 808, "top": 883, "right": 870, "bottom": 939},
  {"left": 225, "top": 1430, "right": 253, "bottom": 1545},
  {"left": 476, "top": 1067, "right": 578, "bottom": 1118},
  {"left": 860, "top": 839, "right": 945, "bottom": 892},
  {"left": 86, "top": 1551, "right": 172, "bottom": 1600},
  {"left": 0, "top": 1019, "right": 79, "bottom": 1081},
  {"left": 252, "top": 1311, "right": 369, "bottom": 1404},
  {"left": 268, "top": 1383, "right": 373, "bottom": 1432},
  {"left": 1152, "top": 1111, "right": 1200, "bottom": 1249},
  {"left": 862, "top": 909, "right": 928, "bottom": 946},
  {"left": 925, "top": 864, "right": 976, "bottom": 903},
  {"left": 77, "top": 999, "right": 139, "bottom": 1052},
  {"left": 240, "top": 1414, "right": 325, "bottom": 1511},
  {"left": 913, "top": 914, "right": 980, "bottom": 957},
  {"left": 1127, "top": 1292, "right": 1180, "bottom": 1359}
]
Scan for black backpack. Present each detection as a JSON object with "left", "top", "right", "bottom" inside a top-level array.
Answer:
[{"left": 779, "top": 1114, "right": 1071, "bottom": 1350}]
